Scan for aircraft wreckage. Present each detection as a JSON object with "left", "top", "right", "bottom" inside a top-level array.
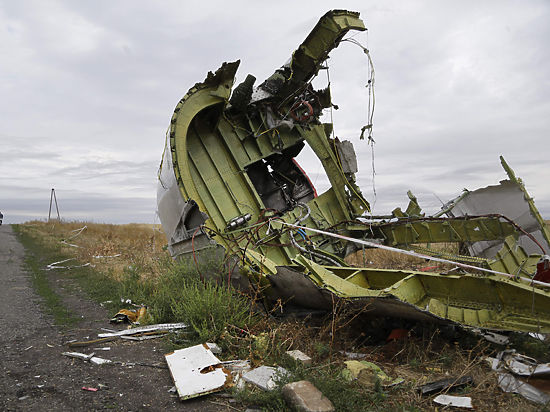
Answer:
[{"left": 157, "top": 10, "right": 550, "bottom": 333}]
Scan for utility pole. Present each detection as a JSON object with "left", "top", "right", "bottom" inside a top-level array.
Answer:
[{"left": 48, "top": 188, "right": 60, "bottom": 221}]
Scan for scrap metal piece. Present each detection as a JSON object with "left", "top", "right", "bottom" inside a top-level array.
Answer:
[
  {"left": 164, "top": 344, "right": 232, "bottom": 400},
  {"left": 97, "top": 322, "right": 187, "bottom": 338},
  {"left": 418, "top": 376, "right": 473, "bottom": 396},
  {"left": 444, "top": 157, "right": 550, "bottom": 259}
]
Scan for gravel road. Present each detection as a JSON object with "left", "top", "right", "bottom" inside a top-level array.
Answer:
[{"left": 0, "top": 224, "right": 232, "bottom": 411}]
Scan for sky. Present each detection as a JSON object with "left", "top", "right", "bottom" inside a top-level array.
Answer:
[{"left": 1, "top": 0, "right": 549, "bottom": 224}]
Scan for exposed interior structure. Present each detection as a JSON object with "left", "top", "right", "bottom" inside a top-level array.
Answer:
[{"left": 157, "top": 10, "right": 550, "bottom": 333}]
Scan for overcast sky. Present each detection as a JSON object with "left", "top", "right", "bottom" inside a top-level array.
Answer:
[{"left": 1, "top": 0, "right": 549, "bottom": 224}]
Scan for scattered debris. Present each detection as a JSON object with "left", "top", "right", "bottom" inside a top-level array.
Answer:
[
  {"left": 81, "top": 387, "right": 98, "bottom": 392},
  {"left": 119, "top": 332, "right": 167, "bottom": 341},
  {"left": 93, "top": 254, "right": 122, "bottom": 259},
  {"left": 282, "top": 380, "right": 335, "bottom": 412},
  {"left": 62, "top": 351, "right": 112, "bottom": 365},
  {"left": 165, "top": 344, "right": 231, "bottom": 400},
  {"left": 339, "top": 351, "right": 367, "bottom": 360},
  {"left": 489, "top": 350, "right": 550, "bottom": 405},
  {"left": 433, "top": 395, "right": 473, "bottom": 409},
  {"left": 286, "top": 350, "right": 312, "bottom": 365},
  {"left": 24, "top": 346, "right": 33, "bottom": 351},
  {"left": 45, "top": 258, "right": 91, "bottom": 270},
  {"left": 470, "top": 328, "right": 510, "bottom": 345},
  {"left": 110, "top": 306, "right": 147, "bottom": 324},
  {"left": 342, "top": 361, "right": 403, "bottom": 388},
  {"left": 93, "top": 347, "right": 111, "bottom": 351},
  {"left": 242, "top": 366, "right": 290, "bottom": 391},
  {"left": 205, "top": 342, "right": 222, "bottom": 355},
  {"left": 97, "top": 322, "right": 187, "bottom": 338},
  {"left": 418, "top": 376, "right": 474, "bottom": 396}
]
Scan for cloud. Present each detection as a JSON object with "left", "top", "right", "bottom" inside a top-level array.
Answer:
[{"left": 1, "top": 0, "right": 549, "bottom": 224}]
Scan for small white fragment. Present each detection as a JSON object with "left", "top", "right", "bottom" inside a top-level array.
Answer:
[
  {"left": 90, "top": 357, "right": 112, "bottom": 365},
  {"left": 286, "top": 350, "right": 312, "bottom": 365},
  {"left": 205, "top": 342, "right": 222, "bottom": 354},
  {"left": 433, "top": 395, "right": 473, "bottom": 408},
  {"left": 242, "top": 366, "right": 289, "bottom": 391}
]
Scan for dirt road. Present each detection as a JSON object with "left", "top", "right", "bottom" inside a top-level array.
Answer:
[{"left": 0, "top": 225, "right": 231, "bottom": 411}]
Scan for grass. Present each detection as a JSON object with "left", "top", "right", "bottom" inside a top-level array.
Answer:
[
  {"left": 13, "top": 220, "right": 548, "bottom": 411},
  {"left": 13, "top": 224, "right": 81, "bottom": 326},
  {"left": 14, "top": 221, "right": 257, "bottom": 341}
]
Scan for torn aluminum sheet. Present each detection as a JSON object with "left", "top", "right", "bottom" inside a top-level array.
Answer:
[
  {"left": 165, "top": 344, "right": 232, "bottom": 400},
  {"left": 497, "top": 373, "right": 550, "bottom": 405},
  {"left": 433, "top": 395, "right": 473, "bottom": 409},
  {"left": 242, "top": 366, "right": 289, "bottom": 391},
  {"left": 156, "top": 8, "right": 550, "bottom": 334},
  {"left": 97, "top": 322, "right": 187, "bottom": 338},
  {"left": 497, "top": 350, "right": 550, "bottom": 377},
  {"left": 444, "top": 156, "right": 550, "bottom": 260},
  {"left": 490, "top": 350, "right": 550, "bottom": 405}
]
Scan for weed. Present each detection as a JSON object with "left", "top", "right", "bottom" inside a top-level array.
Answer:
[
  {"left": 13, "top": 225, "right": 80, "bottom": 326},
  {"left": 171, "top": 279, "right": 255, "bottom": 342}
]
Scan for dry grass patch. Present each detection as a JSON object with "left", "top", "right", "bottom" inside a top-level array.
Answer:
[{"left": 23, "top": 220, "right": 167, "bottom": 280}]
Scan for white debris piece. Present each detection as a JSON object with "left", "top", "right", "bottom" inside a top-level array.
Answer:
[
  {"left": 433, "top": 395, "right": 473, "bottom": 409},
  {"left": 165, "top": 344, "right": 231, "bottom": 400},
  {"left": 286, "top": 350, "right": 312, "bottom": 365},
  {"left": 490, "top": 350, "right": 550, "bottom": 405},
  {"left": 62, "top": 351, "right": 111, "bottom": 365},
  {"left": 90, "top": 357, "right": 112, "bottom": 365},
  {"left": 98, "top": 322, "right": 187, "bottom": 338},
  {"left": 205, "top": 342, "right": 222, "bottom": 354},
  {"left": 242, "top": 366, "right": 289, "bottom": 391}
]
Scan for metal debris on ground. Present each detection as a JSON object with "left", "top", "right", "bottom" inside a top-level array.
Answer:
[
  {"left": 342, "top": 360, "right": 403, "bottom": 388},
  {"left": 242, "top": 366, "right": 290, "bottom": 391},
  {"left": 97, "top": 322, "right": 187, "bottom": 338},
  {"left": 164, "top": 343, "right": 232, "bottom": 400},
  {"left": 110, "top": 306, "right": 147, "bottom": 324},
  {"left": 81, "top": 387, "right": 99, "bottom": 392},
  {"left": 205, "top": 342, "right": 222, "bottom": 354},
  {"left": 489, "top": 350, "right": 550, "bottom": 405},
  {"left": 286, "top": 349, "right": 312, "bottom": 365},
  {"left": 418, "top": 375, "right": 473, "bottom": 396},
  {"left": 339, "top": 351, "right": 367, "bottom": 360},
  {"left": 62, "top": 351, "right": 112, "bottom": 365},
  {"left": 45, "top": 258, "right": 91, "bottom": 270},
  {"left": 433, "top": 394, "right": 473, "bottom": 409}
]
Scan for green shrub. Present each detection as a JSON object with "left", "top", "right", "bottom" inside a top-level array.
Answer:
[{"left": 171, "top": 279, "right": 254, "bottom": 341}]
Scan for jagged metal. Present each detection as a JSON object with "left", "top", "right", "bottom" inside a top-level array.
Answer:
[{"left": 157, "top": 10, "right": 550, "bottom": 333}]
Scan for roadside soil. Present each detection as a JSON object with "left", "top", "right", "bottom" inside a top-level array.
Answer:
[{"left": 0, "top": 225, "right": 234, "bottom": 411}]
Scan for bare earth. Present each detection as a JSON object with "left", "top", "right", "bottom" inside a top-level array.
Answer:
[{"left": 0, "top": 225, "right": 232, "bottom": 411}]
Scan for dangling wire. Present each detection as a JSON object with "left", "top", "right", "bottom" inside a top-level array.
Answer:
[{"left": 342, "top": 35, "right": 377, "bottom": 216}]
